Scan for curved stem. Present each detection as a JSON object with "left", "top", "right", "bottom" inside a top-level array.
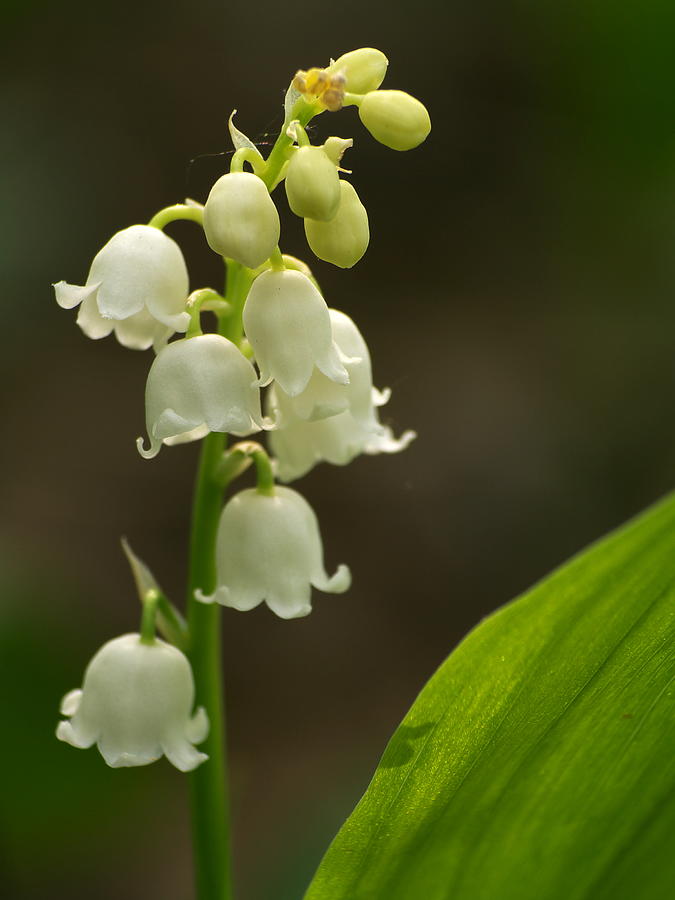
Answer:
[
  {"left": 148, "top": 202, "right": 204, "bottom": 230},
  {"left": 230, "top": 147, "right": 266, "bottom": 175}
]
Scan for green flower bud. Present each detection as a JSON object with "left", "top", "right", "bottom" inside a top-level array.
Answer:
[
  {"left": 328, "top": 48, "right": 389, "bottom": 95},
  {"left": 358, "top": 90, "right": 431, "bottom": 151},
  {"left": 203, "top": 172, "right": 280, "bottom": 268},
  {"left": 304, "top": 180, "right": 369, "bottom": 269},
  {"left": 285, "top": 146, "right": 341, "bottom": 221}
]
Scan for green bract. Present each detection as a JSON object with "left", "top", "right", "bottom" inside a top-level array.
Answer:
[
  {"left": 304, "top": 180, "right": 369, "bottom": 268},
  {"left": 328, "top": 47, "right": 389, "bottom": 94},
  {"left": 285, "top": 146, "right": 341, "bottom": 221},
  {"left": 359, "top": 89, "right": 431, "bottom": 151},
  {"left": 305, "top": 494, "right": 675, "bottom": 900}
]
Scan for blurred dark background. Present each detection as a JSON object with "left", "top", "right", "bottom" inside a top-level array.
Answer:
[{"left": 3, "top": 0, "right": 675, "bottom": 897}]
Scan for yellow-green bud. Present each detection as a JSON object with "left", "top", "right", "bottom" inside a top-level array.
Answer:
[
  {"left": 304, "top": 180, "right": 369, "bottom": 269},
  {"left": 328, "top": 48, "right": 389, "bottom": 95},
  {"left": 285, "top": 146, "right": 341, "bottom": 221},
  {"left": 358, "top": 90, "right": 431, "bottom": 151},
  {"left": 203, "top": 172, "right": 280, "bottom": 268}
]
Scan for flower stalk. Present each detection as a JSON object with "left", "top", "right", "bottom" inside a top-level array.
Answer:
[{"left": 185, "top": 259, "right": 252, "bottom": 900}]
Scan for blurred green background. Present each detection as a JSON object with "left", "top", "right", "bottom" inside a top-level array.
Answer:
[{"left": 3, "top": 0, "right": 675, "bottom": 897}]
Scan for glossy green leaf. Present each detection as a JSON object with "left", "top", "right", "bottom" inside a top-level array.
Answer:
[{"left": 305, "top": 495, "right": 675, "bottom": 900}]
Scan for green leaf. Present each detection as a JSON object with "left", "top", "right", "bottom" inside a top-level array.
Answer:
[{"left": 305, "top": 494, "right": 675, "bottom": 900}]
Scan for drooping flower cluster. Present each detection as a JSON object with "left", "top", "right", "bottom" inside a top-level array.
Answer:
[{"left": 54, "top": 48, "right": 429, "bottom": 770}]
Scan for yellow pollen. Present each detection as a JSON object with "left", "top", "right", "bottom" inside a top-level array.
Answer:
[{"left": 292, "top": 67, "right": 345, "bottom": 111}]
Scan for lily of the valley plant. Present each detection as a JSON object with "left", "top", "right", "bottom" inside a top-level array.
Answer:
[{"left": 54, "top": 48, "right": 429, "bottom": 899}]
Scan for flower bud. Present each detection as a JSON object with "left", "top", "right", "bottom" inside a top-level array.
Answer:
[
  {"left": 285, "top": 146, "right": 341, "bottom": 221},
  {"left": 328, "top": 48, "right": 389, "bottom": 94},
  {"left": 137, "top": 334, "right": 268, "bottom": 459},
  {"left": 243, "top": 268, "right": 349, "bottom": 396},
  {"left": 203, "top": 172, "right": 280, "bottom": 268},
  {"left": 54, "top": 224, "right": 190, "bottom": 348},
  {"left": 197, "top": 486, "right": 351, "bottom": 618},
  {"left": 358, "top": 90, "right": 431, "bottom": 151},
  {"left": 56, "top": 634, "right": 209, "bottom": 771},
  {"left": 304, "top": 180, "right": 369, "bottom": 268}
]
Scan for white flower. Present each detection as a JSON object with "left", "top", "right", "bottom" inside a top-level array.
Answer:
[
  {"left": 242, "top": 269, "right": 350, "bottom": 396},
  {"left": 137, "top": 334, "right": 269, "bottom": 459},
  {"left": 197, "top": 486, "right": 350, "bottom": 619},
  {"left": 56, "top": 633, "right": 209, "bottom": 772},
  {"left": 268, "top": 309, "right": 415, "bottom": 481},
  {"left": 203, "top": 172, "right": 280, "bottom": 268},
  {"left": 272, "top": 309, "right": 376, "bottom": 422},
  {"left": 54, "top": 225, "right": 190, "bottom": 350}
]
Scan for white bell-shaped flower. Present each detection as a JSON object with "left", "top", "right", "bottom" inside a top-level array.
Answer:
[
  {"left": 272, "top": 309, "right": 376, "bottom": 422},
  {"left": 54, "top": 224, "right": 190, "bottom": 349},
  {"left": 242, "top": 269, "right": 349, "bottom": 397},
  {"left": 268, "top": 309, "right": 415, "bottom": 480},
  {"left": 137, "top": 334, "right": 268, "bottom": 459},
  {"left": 56, "top": 633, "right": 209, "bottom": 772},
  {"left": 269, "top": 392, "right": 415, "bottom": 481},
  {"left": 197, "top": 486, "right": 350, "bottom": 618}
]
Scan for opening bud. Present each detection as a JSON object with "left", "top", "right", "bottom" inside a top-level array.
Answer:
[{"left": 203, "top": 172, "right": 280, "bottom": 268}]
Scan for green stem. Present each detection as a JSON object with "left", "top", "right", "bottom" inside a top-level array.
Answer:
[
  {"left": 187, "top": 429, "right": 230, "bottom": 900},
  {"left": 268, "top": 246, "right": 285, "bottom": 271},
  {"left": 139, "top": 589, "right": 160, "bottom": 645},
  {"left": 186, "top": 258, "right": 252, "bottom": 900},
  {"left": 148, "top": 202, "right": 204, "bottom": 230},
  {"left": 230, "top": 147, "right": 266, "bottom": 175},
  {"left": 252, "top": 447, "right": 275, "bottom": 496},
  {"left": 260, "top": 99, "right": 317, "bottom": 191}
]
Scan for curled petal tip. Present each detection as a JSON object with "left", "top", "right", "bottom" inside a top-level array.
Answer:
[
  {"left": 54, "top": 280, "right": 100, "bottom": 310},
  {"left": 330, "top": 563, "right": 352, "bottom": 593},
  {"left": 186, "top": 707, "right": 210, "bottom": 744},
  {"left": 60, "top": 688, "right": 82, "bottom": 717},
  {"left": 373, "top": 386, "right": 392, "bottom": 407},
  {"left": 253, "top": 370, "right": 274, "bottom": 390},
  {"left": 315, "top": 563, "right": 351, "bottom": 595},
  {"left": 194, "top": 588, "right": 215, "bottom": 604},
  {"left": 136, "top": 436, "right": 160, "bottom": 460}
]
